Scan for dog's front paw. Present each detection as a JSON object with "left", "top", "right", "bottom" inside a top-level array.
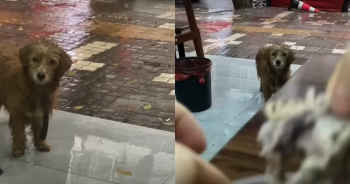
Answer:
[
  {"left": 35, "top": 141, "right": 51, "bottom": 152},
  {"left": 12, "top": 148, "right": 25, "bottom": 158}
]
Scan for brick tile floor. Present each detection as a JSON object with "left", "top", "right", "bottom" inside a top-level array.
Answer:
[
  {"left": 4, "top": 0, "right": 350, "bottom": 133},
  {"left": 176, "top": 0, "right": 350, "bottom": 65},
  {"left": 0, "top": 0, "right": 175, "bottom": 131}
]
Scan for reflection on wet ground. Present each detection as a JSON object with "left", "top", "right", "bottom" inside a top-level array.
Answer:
[
  {"left": 0, "top": 0, "right": 175, "bottom": 131},
  {"left": 0, "top": 110, "right": 175, "bottom": 184},
  {"left": 176, "top": 0, "right": 350, "bottom": 65}
]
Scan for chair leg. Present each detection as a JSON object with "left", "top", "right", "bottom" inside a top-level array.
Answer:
[
  {"left": 193, "top": 28, "right": 204, "bottom": 57},
  {"left": 178, "top": 43, "right": 186, "bottom": 58},
  {"left": 183, "top": 0, "right": 205, "bottom": 58},
  {"left": 176, "top": 30, "right": 186, "bottom": 58}
]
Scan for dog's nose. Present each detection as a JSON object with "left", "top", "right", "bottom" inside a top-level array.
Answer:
[
  {"left": 276, "top": 60, "right": 281, "bottom": 65},
  {"left": 37, "top": 72, "right": 46, "bottom": 81}
]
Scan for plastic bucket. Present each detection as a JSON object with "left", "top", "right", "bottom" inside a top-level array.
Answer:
[{"left": 175, "top": 57, "right": 212, "bottom": 112}]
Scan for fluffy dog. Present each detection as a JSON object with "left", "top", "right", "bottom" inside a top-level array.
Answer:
[
  {"left": 256, "top": 45, "right": 295, "bottom": 101},
  {"left": 0, "top": 39, "right": 72, "bottom": 158},
  {"left": 258, "top": 88, "right": 350, "bottom": 184}
]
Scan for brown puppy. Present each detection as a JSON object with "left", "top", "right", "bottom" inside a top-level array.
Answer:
[
  {"left": 256, "top": 45, "right": 295, "bottom": 101},
  {"left": 0, "top": 39, "right": 72, "bottom": 158}
]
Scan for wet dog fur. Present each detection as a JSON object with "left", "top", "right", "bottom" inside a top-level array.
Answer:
[
  {"left": 0, "top": 39, "right": 72, "bottom": 157},
  {"left": 256, "top": 45, "right": 295, "bottom": 101},
  {"left": 259, "top": 90, "right": 350, "bottom": 184}
]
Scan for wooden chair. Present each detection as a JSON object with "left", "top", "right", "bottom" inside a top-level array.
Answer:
[
  {"left": 175, "top": 21, "right": 189, "bottom": 58},
  {"left": 175, "top": 0, "right": 204, "bottom": 58}
]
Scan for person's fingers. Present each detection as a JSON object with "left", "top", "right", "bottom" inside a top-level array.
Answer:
[
  {"left": 331, "top": 87, "right": 350, "bottom": 117},
  {"left": 175, "top": 101, "right": 206, "bottom": 153},
  {"left": 328, "top": 49, "right": 350, "bottom": 118},
  {"left": 176, "top": 142, "right": 231, "bottom": 184}
]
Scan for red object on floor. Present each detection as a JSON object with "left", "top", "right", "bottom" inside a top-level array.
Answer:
[
  {"left": 271, "top": 0, "right": 345, "bottom": 12},
  {"left": 199, "top": 21, "right": 232, "bottom": 35},
  {"left": 292, "top": 0, "right": 320, "bottom": 12}
]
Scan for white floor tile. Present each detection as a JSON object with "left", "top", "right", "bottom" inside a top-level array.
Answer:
[
  {"left": 196, "top": 119, "right": 226, "bottom": 142},
  {"left": 201, "top": 125, "right": 240, "bottom": 161},
  {"left": 0, "top": 111, "right": 174, "bottom": 184}
]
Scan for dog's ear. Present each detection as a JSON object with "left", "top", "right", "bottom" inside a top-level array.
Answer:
[
  {"left": 284, "top": 46, "right": 295, "bottom": 65},
  {"left": 19, "top": 44, "right": 33, "bottom": 68},
  {"left": 57, "top": 49, "right": 72, "bottom": 79},
  {"left": 264, "top": 47, "right": 272, "bottom": 63}
]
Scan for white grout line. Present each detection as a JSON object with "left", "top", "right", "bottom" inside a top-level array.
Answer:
[
  {"left": 261, "top": 20, "right": 276, "bottom": 25},
  {"left": 283, "top": 42, "right": 297, "bottom": 46},
  {"left": 224, "top": 33, "right": 246, "bottom": 41},
  {"left": 203, "top": 43, "right": 224, "bottom": 53},
  {"left": 275, "top": 11, "right": 294, "bottom": 19},
  {"left": 158, "top": 23, "right": 175, "bottom": 30},
  {"left": 152, "top": 73, "right": 175, "bottom": 84},
  {"left": 156, "top": 11, "right": 175, "bottom": 19},
  {"left": 202, "top": 33, "right": 246, "bottom": 53},
  {"left": 261, "top": 11, "right": 293, "bottom": 24},
  {"left": 310, "top": 22, "right": 322, "bottom": 26},
  {"left": 204, "top": 39, "right": 219, "bottom": 43},
  {"left": 266, "top": 43, "right": 305, "bottom": 50},
  {"left": 333, "top": 49, "right": 346, "bottom": 54},
  {"left": 271, "top": 33, "right": 284, "bottom": 36},
  {"left": 152, "top": 73, "right": 175, "bottom": 96},
  {"left": 153, "top": 4, "right": 175, "bottom": 10},
  {"left": 71, "top": 61, "right": 105, "bottom": 71},
  {"left": 153, "top": 74, "right": 175, "bottom": 96},
  {"left": 68, "top": 41, "right": 118, "bottom": 62},
  {"left": 160, "top": 73, "right": 175, "bottom": 78},
  {"left": 305, "top": 21, "right": 335, "bottom": 26},
  {"left": 227, "top": 41, "right": 242, "bottom": 45},
  {"left": 232, "top": 15, "right": 241, "bottom": 19},
  {"left": 67, "top": 41, "right": 118, "bottom": 71},
  {"left": 208, "top": 8, "right": 226, "bottom": 12},
  {"left": 290, "top": 45, "right": 305, "bottom": 51}
]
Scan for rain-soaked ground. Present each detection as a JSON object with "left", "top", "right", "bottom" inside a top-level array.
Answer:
[
  {"left": 3, "top": 0, "right": 349, "bottom": 133},
  {"left": 0, "top": 0, "right": 175, "bottom": 131},
  {"left": 176, "top": 0, "right": 350, "bottom": 65}
]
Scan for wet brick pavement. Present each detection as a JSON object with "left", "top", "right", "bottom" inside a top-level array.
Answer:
[
  {"left": 176, "top": 0, "right": 350, "bottom": 65},
  {"left": 3, "top": 0, "right": 350, "bottom": 133},
  {"left": 0, "top": 0, "right": 175, "bottom": 131}
]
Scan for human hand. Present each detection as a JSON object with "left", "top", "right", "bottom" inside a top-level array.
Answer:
[
  {"left": 327, "top": 49, "right": 350, "bottom": 117},
  {"left": 175, "top": 101, "right": 231, "bottom": 184}
]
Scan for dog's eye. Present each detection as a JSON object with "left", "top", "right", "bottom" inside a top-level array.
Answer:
[
  {"left": 272, "top": 53, "right": 276, "bottom": 56},
  {"left": 32, "top": 58, "right": 39, "bottom": 63},
  {"left": 282, "top": 53, "right": 287, "bottom": 56},
  {"left": 50, "top": 60, "right": 56, "bottom": 65}
]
